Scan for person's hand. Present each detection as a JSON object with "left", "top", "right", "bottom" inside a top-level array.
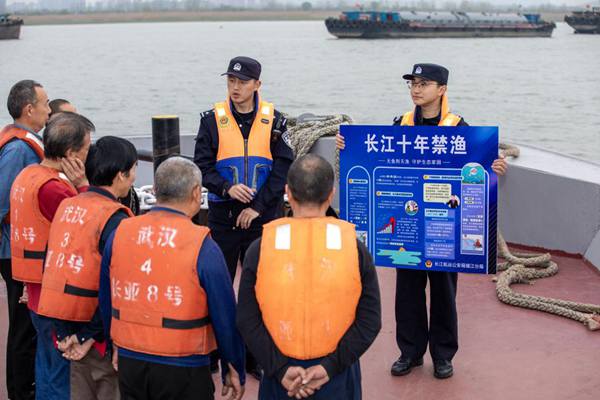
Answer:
[
  {"left": 281, "top": 366, "right": 308, "bottom": 398},
  {"left": 301, "top": 365, "right": 330, "bottom": 393},
  {"left": 63, "top": 336, "right": 94, "bottom": 361},
  {"left": 112, "top": 345, "right": 118, "bottom": 371},
  {"left": 492, "top": 155, "right": 508, "bottom": 176},
  {"left": 61, "top": 157, "right": 89, "bottom": 188},
  {"left": 56, "top": 335, "right": 75, "bottom": 353},
  {"left": 236, "top": 208, "right": 259, "bottom": 229},
  {"left": 227, "top": 184, "right": 256, "bottom": 203},
  {"left": 336, "top": 134, "right": 345, "bottom": 150},
  {"left": 18, "top": 285, "right": 28, "bottom": 304},
  {"left": 222, "top": 363, "right": 244, "bottom": 400}
]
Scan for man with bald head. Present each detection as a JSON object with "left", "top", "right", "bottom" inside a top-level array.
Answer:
[{"left": 237, "top": 154, "right": 381, "bottom": 399}]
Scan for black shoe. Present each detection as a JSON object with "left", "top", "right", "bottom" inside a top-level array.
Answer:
[
  {"left": 433, "top": 360, "right": 454, "bottom": 379},
  {"left": 390, "top": 356, "right": 424, "bottom": 376}
]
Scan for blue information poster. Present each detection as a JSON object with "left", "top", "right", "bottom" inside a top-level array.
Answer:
[{"left": 339, "top": 125, "right": 498, "bottom": 274}]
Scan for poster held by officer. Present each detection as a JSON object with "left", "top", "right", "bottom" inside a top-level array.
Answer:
[{"left": 339, "top": 125, "right": 498, "bottom": 274}]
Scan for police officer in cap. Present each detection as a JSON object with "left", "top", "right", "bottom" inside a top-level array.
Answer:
[
  {"left": 337, "top": 63, "right": 507, "bottom": 380},
  {"left": 194, "top": 56, "right": 294, "bottom": 379}
]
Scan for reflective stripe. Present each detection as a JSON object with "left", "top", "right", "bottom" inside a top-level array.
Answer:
[
  {"left": 275, "top": 224, "right": 291, "bottom": 250},
  {"left": 24, "top": 132, "right": 44, "bottom": 150},
  {"left": 326, "top": 223, "right": 342, "bottom": 250}
]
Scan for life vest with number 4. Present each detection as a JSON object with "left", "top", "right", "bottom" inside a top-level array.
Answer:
[
  {"left": 110, "top": 211, "right": 217, "bottom": 357},
  {"left": 256, "top": 217, "right": 362, "bottom": 360},
  {"left": 37, "top": 191, "right": 133, "bottom": 322},
  {"left": 10, "top": 165, "right": 75, "bottom": 283},
  {"left": 209, "top": 95, "right": 274, "bottom": 202},
  {"left": 401, "top": 95, "right": 462, "bottom": 127}
]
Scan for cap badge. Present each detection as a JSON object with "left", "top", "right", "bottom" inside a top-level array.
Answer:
[
  {"left": 233, "top": 63, "right": 242, "bottom": 72},
  {"left": 415, "top": 66, "right": 422, "bottom": 74}
]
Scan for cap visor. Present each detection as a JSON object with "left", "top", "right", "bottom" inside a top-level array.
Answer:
[
  {"left": 403, "top": 74, "right": 416, "bottom": 80},
  {"left": 221, "top": 72, "right": 254, "bottom": 81}
]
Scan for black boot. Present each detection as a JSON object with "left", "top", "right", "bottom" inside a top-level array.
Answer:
[
  {"left": 390, "top": 356, "right": 424, "bottom": 376},
  {"left": 433, "top": 360, "right": 454, "bottom": 379}
]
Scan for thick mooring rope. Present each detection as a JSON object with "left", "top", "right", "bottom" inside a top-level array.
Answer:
[
  {"left": 287, "top": 115, "right": 600, "bottom": 331},
  {"left": 495, "top": 146, "right": 600, "bottom": 331}
]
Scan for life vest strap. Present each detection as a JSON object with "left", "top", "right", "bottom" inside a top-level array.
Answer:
[
  {"left": 23, "top": 250, "right": 46, "bottom": 260},
  {"left": 112, "top": 308, "right": 211, "bottom": 330},
  {"left": 64, "top": 284, "right": 99, "bottom": 298}
]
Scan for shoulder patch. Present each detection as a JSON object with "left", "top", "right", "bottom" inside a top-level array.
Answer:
[
  {"left": 281, "top": 130, "right": 293, "bottom": 149},
  {"left": 200, "top": 109, "right": 215, "bottom": 120}
]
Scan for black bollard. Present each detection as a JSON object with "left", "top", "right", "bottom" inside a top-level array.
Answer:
[{"left": 151, "top": 115, "right": 180, "bottom": 172}]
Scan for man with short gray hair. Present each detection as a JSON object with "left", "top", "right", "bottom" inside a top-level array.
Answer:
[
  {"left": 10, "top": 110, "right": 92, "bottom": 399},
  {"left": 99, "top": 157, "right": 246, "bottom": 400},
  {"left": 0, "top": 79, "right": 50, "bottom": 400}
]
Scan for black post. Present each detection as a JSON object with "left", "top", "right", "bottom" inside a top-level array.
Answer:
[{"left": 152, "top": 115, "right": 180, "bottom": 172}]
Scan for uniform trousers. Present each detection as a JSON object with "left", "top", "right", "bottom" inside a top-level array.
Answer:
[
  {"left": 394, "top": 269, "right": 458, "bottom": 361},
  {"left": 209, "top": 224, "right": 262, "bottom": 373}
]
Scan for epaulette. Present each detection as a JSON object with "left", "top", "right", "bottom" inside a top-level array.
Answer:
[
  {"left": 199, "top": 109, "right": 215, "bottom": 120},
  {"left": 273, "top": 113, "right": 287, "bottom": 133}
]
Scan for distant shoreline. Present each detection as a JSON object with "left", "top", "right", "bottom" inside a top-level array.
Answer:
[
  {"left": 18, "top": 10, "right": 568, "bottom": 26},
  {"left": 19, "top": 10, "right": 339, "bottom": 26}
]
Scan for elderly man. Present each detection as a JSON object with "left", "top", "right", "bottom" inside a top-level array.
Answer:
[
  {"left": 237, "top": 154, "right": 381, "bottom": 399},
  {"left": 99, "top": 157, "right": 246, "bottom": 400},
  {"left": 37, "top": 136, "right": 138, "bottom": 400},
  {"left": 10, "top": 112, "right": 93, "bottom": 398},
  {"left": 0, "top": 80, "right": 50, "bottom": 400}
]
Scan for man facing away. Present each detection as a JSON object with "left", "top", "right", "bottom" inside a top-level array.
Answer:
[
  {"left": 99, "top": 157, "right": 246, "bottom": 400},
  {"left": 10, "top": 112, "right": 92, "bottom": 399},
  {"left": 237, "top": 154, "right": 381, "bottom": 399},
  {"left": 36, "top": 136, "right": 138, "bottom": 399}
]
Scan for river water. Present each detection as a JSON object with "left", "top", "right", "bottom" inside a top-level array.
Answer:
[{"left": 1, "top": 20, "right": 599, "bottom": 162}]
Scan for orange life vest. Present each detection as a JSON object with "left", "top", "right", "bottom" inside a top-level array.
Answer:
[
  {"left": 0, "top": 125, "right": 44, "bottom": 226},
  {"left": 10, "top": 165, "right": 75, "bottom": 283},
  {"left": 37, "top": 191, "right": 133, "bottom": 322},
  {"left": 209, "top": 96, "right": 273, "bottom": 201},
  {"left": 110, "top": 210, "right": 217, "bottom": 357},
  {"left": 256, "top": 217, "right": 362, "bottom": 360},
  {"left": 0, "top": 124, "right": 44, "bottom": 160},
  {"left": 401, "top": 95, "right": 462, "bottom": 127}
]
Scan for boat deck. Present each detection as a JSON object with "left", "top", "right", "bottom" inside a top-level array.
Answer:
[{"left": 1, "top": 247, "right": 599, "bottom": 400}]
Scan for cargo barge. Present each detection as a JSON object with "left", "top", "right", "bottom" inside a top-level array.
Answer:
[
  {"left": 325, "top": 10, "right": 556, "bottom": 39},
  {"left": 565, "top": 7, "right": 600, "bottom": 34}
]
